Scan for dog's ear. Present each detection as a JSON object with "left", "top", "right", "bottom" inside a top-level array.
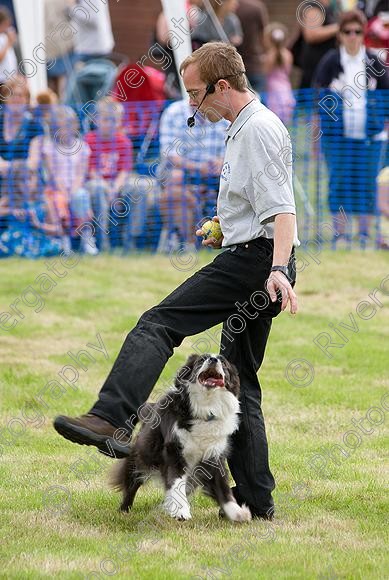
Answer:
[
  {"left": 225, "top": 361, "right": 240, "bottom": 397},
  {"left": 175, "top": 354, "right": 200, "bottom": 384}
]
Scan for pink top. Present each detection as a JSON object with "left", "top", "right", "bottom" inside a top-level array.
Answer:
[
  {"left": 39, "top": 135, "right": 90, "bottom": 192},
  {"left": 265, "top": 63, "right": 295, "bottom": 124}
]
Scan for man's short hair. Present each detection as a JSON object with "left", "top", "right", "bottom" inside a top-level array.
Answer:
[{"left": 180, "top": 42, "right": 247, "bottom": 92}]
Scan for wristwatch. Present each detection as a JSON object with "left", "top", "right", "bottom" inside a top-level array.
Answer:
[{"left": 270, "top": 265, "right": 293, "bottom": 283}]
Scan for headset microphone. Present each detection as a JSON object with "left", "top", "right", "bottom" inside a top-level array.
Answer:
[{"left": 187, "top": 83, "right": 215, "bottom": 128}]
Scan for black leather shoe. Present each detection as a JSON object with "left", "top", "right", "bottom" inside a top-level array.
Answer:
[
  {"left": 252, "top": 508, "right": 274, "bottom": 521},
  {"left": 53, "top": 413, "right": 131, "bottom": 458}
]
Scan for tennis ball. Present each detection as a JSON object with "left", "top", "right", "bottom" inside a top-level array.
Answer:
[{"left": 201, "top": 220, "right": 223, "bottom": 241}]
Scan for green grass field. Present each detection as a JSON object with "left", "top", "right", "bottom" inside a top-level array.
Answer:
[{"left": 0, "top": 250, "right": 388, "bottom": 579}]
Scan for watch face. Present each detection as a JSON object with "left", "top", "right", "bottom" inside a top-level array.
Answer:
[
  {"left": 272, "top": 266, "right": 293, "bottom": 283},
  {"left": 289, "top": 254, "right": 296, "bottom": 280}
]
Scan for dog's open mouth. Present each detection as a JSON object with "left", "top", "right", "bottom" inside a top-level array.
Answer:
[{"left": 199, "top": 369, "right": 225, "bottom": 388}]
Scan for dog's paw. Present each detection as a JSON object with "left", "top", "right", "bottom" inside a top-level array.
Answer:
[
  {"left": 174, "top": 506, "right": 192, "bottom": 521},
  {"left": 163, "top": 497, "right": 192, "bottom": 521},
  {"left": 222, "top": 501, "right": 252, "bottom": 523},
  {"left": 234, "top": 503, "right": 252, "bottom": 523},
  {"left": 164, "top": 502, "right": 192, "bottom": 521}
]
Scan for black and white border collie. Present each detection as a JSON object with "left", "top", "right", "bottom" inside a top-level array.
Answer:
[{"left": 110, "top": 354, "right": 251, "bottom": 523}]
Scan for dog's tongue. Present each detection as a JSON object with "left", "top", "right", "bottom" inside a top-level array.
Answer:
[{"left": 204, "top": 377, "right": 224, "bottom": 388}]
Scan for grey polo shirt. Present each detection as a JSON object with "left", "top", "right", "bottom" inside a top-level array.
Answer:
[{"left": 217, "top": 99, "right": 297, "bottom": 247}]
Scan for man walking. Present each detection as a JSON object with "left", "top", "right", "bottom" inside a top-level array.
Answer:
[{"left": 54, "top": 42, "right": 298, "bottom": 520}]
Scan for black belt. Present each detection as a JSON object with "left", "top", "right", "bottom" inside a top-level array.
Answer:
[
  {"left": 228, "top": 236, "right": 274, "bottom": 253},
  {"left": 227, "top": 237, "right": 296, "bottom": 283}
]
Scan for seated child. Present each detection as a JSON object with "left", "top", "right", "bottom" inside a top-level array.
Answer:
[
  {"left": 84, "top": 98, "right": 133, "bottom": 250},
  {"left": 27, "top": 105, "right": 97, "bottom": 254},
  {"left": 0, "top": 161, "right": 62, "bottom": 258}
]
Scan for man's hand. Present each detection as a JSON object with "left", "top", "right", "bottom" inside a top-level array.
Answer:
[
  {"left": 196, "top": 216, "right": 223, "bottom": 249},
  {"left": 266, "top": 271, "right": 298, "bottom": 314}
]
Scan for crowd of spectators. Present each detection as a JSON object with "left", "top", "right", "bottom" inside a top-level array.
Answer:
[
  {"left": 0, "top": 80, "right": 136, "bottom": 257},
  {"left": 0, "top": 0, "right": 389, "bottom": 258}
]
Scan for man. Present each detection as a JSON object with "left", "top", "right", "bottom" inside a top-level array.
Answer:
[
  {"left": 54, "top": 42, "right": 298, "bottom": 520},
  {"left": 158, "top": 98, "right": 227, "bottom": 250}
]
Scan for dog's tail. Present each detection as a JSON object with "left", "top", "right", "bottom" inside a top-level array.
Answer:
[{"left": 109, "top": 458, "right": 130, "bottom": 492}]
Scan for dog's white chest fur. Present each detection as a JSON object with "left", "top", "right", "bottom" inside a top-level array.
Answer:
[{"left": 174, "top": 384, "right": 240, "bottom": 468}]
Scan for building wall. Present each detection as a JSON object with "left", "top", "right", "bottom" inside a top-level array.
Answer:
[{"left": 109, "top": 0, "right": 301, "bottom": 63}]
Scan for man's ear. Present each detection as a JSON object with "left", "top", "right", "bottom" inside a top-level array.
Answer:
[
  {"left": 175, "top": 354, "right": 201, "bottom": 384},
  {"left": 217, "top": 79, "right": 229, "bottom": 93}
]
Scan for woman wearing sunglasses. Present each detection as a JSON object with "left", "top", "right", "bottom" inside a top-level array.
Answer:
[{"left": 314, "top": 9, "right": 389, "bottom": 248}]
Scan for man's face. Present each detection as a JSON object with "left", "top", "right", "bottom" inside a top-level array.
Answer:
[{"left": 182, "top": 63, "right": 224, "bottom": 124}]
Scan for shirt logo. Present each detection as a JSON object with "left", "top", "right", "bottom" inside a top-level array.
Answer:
[{"left": 221, "top": 161, "right": 231, "bottom": 182}]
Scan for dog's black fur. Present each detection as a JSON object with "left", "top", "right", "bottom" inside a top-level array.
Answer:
[{"left": 110, "top": 354, "right": 251, "bottom": 522}]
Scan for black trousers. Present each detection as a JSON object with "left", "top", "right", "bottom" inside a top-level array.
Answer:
[{"left": 91, "top": 237, "right": 295, "bottom": 512}]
